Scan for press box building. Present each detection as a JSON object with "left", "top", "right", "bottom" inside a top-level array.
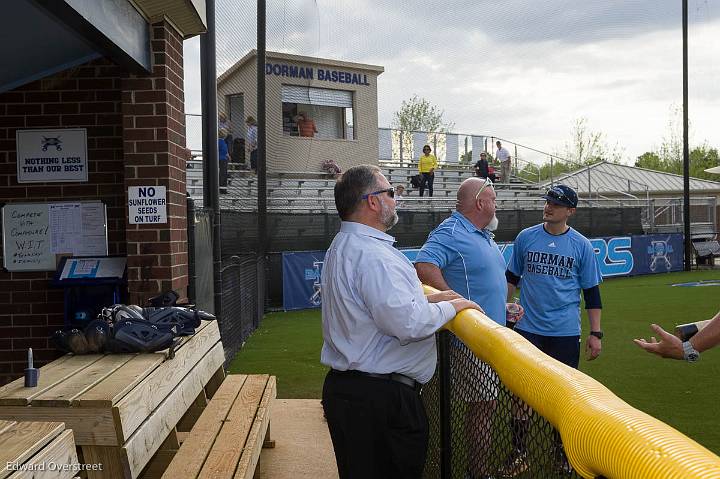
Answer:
[{"left": 217, "top": 51, "right": 384, "bottom": 173}]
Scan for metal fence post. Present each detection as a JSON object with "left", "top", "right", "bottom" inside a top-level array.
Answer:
[
  {"left": 438, "top": 330, "right": 452, "bottom": 479},
  {"left": 187, "top": 195, "right": 196, "bottom": 304}
]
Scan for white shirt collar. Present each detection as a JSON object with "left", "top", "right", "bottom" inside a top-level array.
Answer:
[{"left": 339, "top": 221, "right": 396, "bottom": 244}]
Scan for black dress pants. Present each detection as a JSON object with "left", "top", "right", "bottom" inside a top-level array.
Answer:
[
  {"left": 419, "top": 172, "right": 434, "bottom": 197},
  {"left": 219, "top": 160, "right": 228, "bottom": 187},
  {"left": 322, "top": 370, "right": 428, "bottom": 479}
]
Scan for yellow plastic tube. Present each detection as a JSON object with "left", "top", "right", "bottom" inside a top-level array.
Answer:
[{"left": 436, "top": 295, "right": 720, "bottom": 478}]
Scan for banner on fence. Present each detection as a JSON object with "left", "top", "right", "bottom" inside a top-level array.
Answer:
[{"left": 282, "top": 233, "right": 684, "bottom": 310}]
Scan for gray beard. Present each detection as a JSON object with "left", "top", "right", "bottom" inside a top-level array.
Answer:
[
  {"left": 486, "top": 215, "right": 499, "bottom": 231},
  {"left": 380, "top": 199, "right": 399, "bottom": 230}
]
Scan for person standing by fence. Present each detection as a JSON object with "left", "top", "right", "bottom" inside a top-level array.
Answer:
[
  {"left": 320, "top": 164, "right": 481, "bottom": 479},
  {"left": 218, "top": 128, "right": 229, "bottom": 192},
  {"left": 418, "top": 144, "right": 437, "bottom": 197},
  {"left": 504, "top": 184, "right": 603, "bottom": 474},
  {"left": 415, "top": 176, "right": 523, "bottom": 478},
  {"left": 496, "top": 140, "right": 511, "bottom": 184},
  {"left": 246, "top": 116, "right": 258, "bottom": 171}
]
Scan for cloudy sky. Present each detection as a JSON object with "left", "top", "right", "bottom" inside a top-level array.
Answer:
[{"left": 183, "top": 0, "right": 720, "bottom": 165}]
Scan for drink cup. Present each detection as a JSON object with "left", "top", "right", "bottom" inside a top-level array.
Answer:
[{"left": 506, "top": 301, "right": 521, "bottom": 329}]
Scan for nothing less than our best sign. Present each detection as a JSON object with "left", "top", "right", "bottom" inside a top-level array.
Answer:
[
  {"left": 128, "top": 186, "right": 168, "bottom": 225},
  {"left": 16, "top": 129, "right": 88, "bottom": 183}
]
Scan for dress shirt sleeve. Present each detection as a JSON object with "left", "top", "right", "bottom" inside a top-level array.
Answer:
[{"left": 358, "top": 257, "right": 456, "bottom": 345}]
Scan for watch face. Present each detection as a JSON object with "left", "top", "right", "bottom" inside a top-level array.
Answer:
[{"left": 687, "top": 352, "right": 700, "bottom": 362}]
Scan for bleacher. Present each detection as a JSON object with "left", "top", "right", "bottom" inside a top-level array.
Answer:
[{"left": 187, "top": 157, "right": 548, "bottom": 212}]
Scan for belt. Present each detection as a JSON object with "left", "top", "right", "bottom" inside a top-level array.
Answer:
[{"left": 331, "top": 369, "right": 422, "bottom": 391}]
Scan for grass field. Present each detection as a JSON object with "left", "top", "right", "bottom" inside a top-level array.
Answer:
[{"left": 227, "top": 269, "right": 720, "bottom": 454}]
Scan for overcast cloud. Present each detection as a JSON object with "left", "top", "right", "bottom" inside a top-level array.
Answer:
[{"left": 184, "top": 0, "right": 720, "bottom": 165}]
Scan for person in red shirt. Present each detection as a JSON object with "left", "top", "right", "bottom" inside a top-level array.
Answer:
[{"left": 296, "top": 111, "right": 318, "bottom": 137}]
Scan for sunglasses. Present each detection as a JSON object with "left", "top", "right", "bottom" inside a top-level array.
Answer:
[
  {"left": 362, "top": 187, "right": 395, "bottom": 199},
  {"left": 545, "top": 188, "right": 574, "bottom": 206},
  {"left": 475, "top": 177, "right": 494, "bottom": 201}
]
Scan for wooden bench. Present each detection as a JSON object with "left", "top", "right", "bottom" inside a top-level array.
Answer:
[
  {"left": 0, "top": 420, "right": 79, "bottom": 479},
  {"left": 0, "top": 320, "right": 224, "bottom": 479},
  {"left": 161, "top": 374, "right": 276, "bottom": 479}
]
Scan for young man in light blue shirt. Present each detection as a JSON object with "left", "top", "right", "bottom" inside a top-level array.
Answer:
[
  {"left": 321, "top": 164, "right": 481, "bottom": 479},
  {"left": 504, "top": 184, "right": 603, "bottom": 476}
]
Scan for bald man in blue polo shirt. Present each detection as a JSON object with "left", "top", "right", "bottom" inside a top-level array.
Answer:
[{"left": 415, "top": 176, "right": 520, "bottom": 478}]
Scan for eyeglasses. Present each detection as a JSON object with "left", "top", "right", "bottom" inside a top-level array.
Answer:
[
  {"left": 362, "top": 187, "right": 395, "bottom": 199},
  {"left": 475, "top": 177, "right": 494, "bottom": 201}
]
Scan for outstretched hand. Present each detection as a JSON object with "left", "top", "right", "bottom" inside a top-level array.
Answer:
[{"left": 633, "top": 324, "right": 683, "bottom": 360}]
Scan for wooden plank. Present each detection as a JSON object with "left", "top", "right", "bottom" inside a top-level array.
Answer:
[
  {"left": 0, "top": 422, "right": 64, "bottom": 479},
  {"left": 0, "top": 407, "right": 118, "bottom": 447},
  {"left": 32, "top": 355, "right": 136, "bottom": 407},
  {"left": 81, "top": 446, "right": 131, "bottom": 479},
  {"left": 115, "top": 321, "right": 221, "bottom": 443},
  {"left": 234, "top": 408, "right": 269, "bottom": 479},
  {"left": 161, "top": 375, "right": 248, "bottom": 479},
  {"left": 176, "top": 389, "right": 208, "bottom": 432},
  {"left": 0, "top": 356, "right": 70, "bottom": 398},
  {"left": 160, "top": 320, "right": 213, "bottom": 359},
  {"left": 0, "top": 355, "right": 105, "bottom": 406},
  {"left": 74, "top": 355, "right": 165, "bottom": 407},
  {"left": 198, "top": 375, "right": 269, "bottom": 479},
  {"left": 124, "top": 344, "right": 226, "bottom": 478},
  {"left": 8, "top": 429, "right": 79, "bottom": 479},
  {"left": 138, "top": 429, "right": 180, "bottom": 479},
  {"left": 234, "top": 376, "right": 276, "bottom": 479},
  {"left": 0, "top": 421, "right": 16, "bottom": 435},
  {"left": 204, "top": 366, "right": 226, "bottom": 400}
]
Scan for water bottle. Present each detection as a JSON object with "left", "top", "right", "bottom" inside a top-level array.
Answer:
[{"left": 506, "top": 298, "right": 521, "bottom": 330}]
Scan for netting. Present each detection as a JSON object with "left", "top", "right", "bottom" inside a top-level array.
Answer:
[{"left": 423, "top": 331, "right": 582, "bottom": 479}]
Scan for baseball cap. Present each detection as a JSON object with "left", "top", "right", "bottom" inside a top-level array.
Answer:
[{"left": 542, "top": 184, "right": 578, "bottom": 208}]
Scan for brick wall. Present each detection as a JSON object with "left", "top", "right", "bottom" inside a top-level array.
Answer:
[
  {"left": 123, "top": 21, "right": 188, "bottom": 304},
  {"left": 0, "top": 20, "right": 188, "bottom": 384},
  {"left": 0, "top": 59, "right": 126, "bottom": 384}
]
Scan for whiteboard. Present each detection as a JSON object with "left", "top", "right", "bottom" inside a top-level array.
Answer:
[{"left": 2, "top": 202, "right": 107, "bottom": 272}]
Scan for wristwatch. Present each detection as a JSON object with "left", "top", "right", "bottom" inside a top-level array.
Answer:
[
  {"left": 589, "top": 330, "right": 604, "bottom": 340},
  {"left": 682, "top": 341, "right": 700, "bottom": 362}
]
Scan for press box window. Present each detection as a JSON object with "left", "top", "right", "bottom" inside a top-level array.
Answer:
[{"left": 282, "top": 85, "right": 355, "bottom": 140}]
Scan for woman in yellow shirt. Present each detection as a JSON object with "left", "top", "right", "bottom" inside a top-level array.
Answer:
[{"left": 418, "top": 144, "right": 438, "bottom": 197}]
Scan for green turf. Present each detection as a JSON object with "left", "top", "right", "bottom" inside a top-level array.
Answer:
[
  {"left": 226, "top": 308, "right": 327, "bottom": 399},
  {"left": 227, "top": 269, "right": 720, "bottom": 454}
]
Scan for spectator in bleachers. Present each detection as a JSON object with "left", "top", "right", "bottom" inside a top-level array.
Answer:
[
  {"left": 496, "top": 140, "right": 511, "bottom": 184},
  {"left": 219, "top": 112, "right": 233, "bottom": 156},
  {"left": 394, "top": 184, "right": 406, "bottom": 199},
  {"left": 418, "top": 144, "right": 438, "bottom": 197},
  {"left": 246, "top": 116, "right": 258, "bottom": 171},
  {"left": 231, "top": 137, "right": 245, "bottom": 167},
  {"left": 218, "top": 128, "right": 229, "bottom": 192},
  {"left": 474, "top": 151, "right": 490, "bottom": 179}
]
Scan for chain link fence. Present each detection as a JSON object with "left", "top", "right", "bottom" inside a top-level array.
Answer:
[
  {"left": 423, "top": 331, "right": 583, "bottom": 479},
  {"left": 219, "top": 254, "right": 262, "bottom": 363}
]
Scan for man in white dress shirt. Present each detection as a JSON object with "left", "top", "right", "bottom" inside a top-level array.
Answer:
[
  {"left": 321, "top": 164, "right": 480, "bottom": 479},
  {"left": 496, "top": 140, "right": 512, "bottom": 184}
]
